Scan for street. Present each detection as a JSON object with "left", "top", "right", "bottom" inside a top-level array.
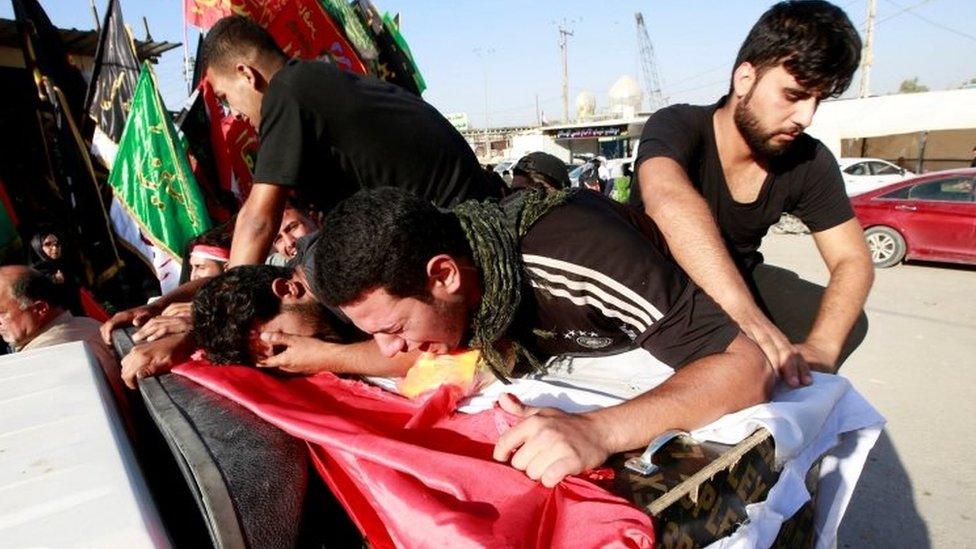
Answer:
[{"left": 759, "top": 233, "right": 976, "bottom": 548}]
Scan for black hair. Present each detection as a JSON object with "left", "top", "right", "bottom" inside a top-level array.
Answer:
[
  {"left": 10, "top": 267, "right": 68, "bottom": 310},
  {"left": 190, "top": 226, "right": 233, "bottom": 251},
  {"left": 201, "top": 15, "right": 286, "bottom": 73},
  {"left": 311, "top": 188, "right": 470, "bottom": 306},
  {"left": 191, "top": 265, "right": 292, "bottom": 364},
  {"left": 733, "top": 1, "right": 861, "bottom": 98}
]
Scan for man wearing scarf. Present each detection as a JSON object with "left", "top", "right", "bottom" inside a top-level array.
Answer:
[{"left": 271, "top": 188, "right": 774, "bottom": 487}]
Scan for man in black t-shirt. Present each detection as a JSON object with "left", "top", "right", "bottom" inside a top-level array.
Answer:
[
  {"left": 277, "top": 188, "right": 772, "bottom": 488},
  {"left": 631, "top": 1, "right": 874, "bottom": 385},
  {"left": 200, "top": 16, "right": 500, "bottom": 267},
  {"left": 98, "top": 15, "right": 502, "bottom": 362}
]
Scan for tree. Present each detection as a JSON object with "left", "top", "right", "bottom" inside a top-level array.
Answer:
[{"left": 898, "top": 77, "right": 929, "bottom": 94}]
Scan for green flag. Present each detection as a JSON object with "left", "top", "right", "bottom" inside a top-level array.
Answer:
[
  {"left": 319, "top": 0, "right": 378, "bottom": 62},
  {"left": 382, "top": 12, "right": 426, "bottom": 94},
  {"left": 108, "top": 63, "right": 211, "bottom": 292}
]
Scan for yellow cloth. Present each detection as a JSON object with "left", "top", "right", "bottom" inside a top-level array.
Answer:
[{"left": 398, "top": 350, "right": 483, "bottom": 399}]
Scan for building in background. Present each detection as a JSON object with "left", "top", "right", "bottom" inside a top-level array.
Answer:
[
  {"left": 463, "top": 74, "right": 651, "bottom": 166},
  {"left": 808, "top": 88, "right": 976, "bottom": 173}
]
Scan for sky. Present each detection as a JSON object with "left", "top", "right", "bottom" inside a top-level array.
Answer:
[{"left": 3, "top": 0, "right": 975, "bottom": 127}]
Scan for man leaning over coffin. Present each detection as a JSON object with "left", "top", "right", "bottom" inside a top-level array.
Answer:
[{"left": 169, "top": 187, "right": 776, "bottom": 487}]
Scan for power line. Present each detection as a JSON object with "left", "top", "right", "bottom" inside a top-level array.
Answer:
[
  {"left": 668, "top": 77, "right": 728, "bottom": 96},
  {"left": 880, "top": 0, "right": 976, "bottom": 43}
]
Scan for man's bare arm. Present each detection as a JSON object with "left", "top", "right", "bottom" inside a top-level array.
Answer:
[
  {"left": 801, "top": 219, "right": 874, "bottom": 370},
  {"left": 639, "top": 157, "right": 806, "bottom": 384},
  {"left": 494, "top": 333, "right": 774, "bottom": 487},
  {"left": 229, "top": 182, "right": 289, "bottom": 267},
  {"left": 257, "top": 333, "right": 419, "bottom": 377}
]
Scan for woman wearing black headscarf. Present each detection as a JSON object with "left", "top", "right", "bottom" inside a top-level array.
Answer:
[
  {"left": 28, "top": 230, "right": 88, "bottom": 316},
  {"left": 29, "top": 231, "right": 67, "bottom": 283}
]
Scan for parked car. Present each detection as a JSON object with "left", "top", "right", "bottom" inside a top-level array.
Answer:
[
  {"left": 838, "top": 157, "right": 913, "bottom": 196},
  {"left": 850, "top": 168, "right": 976, "bottom": 267}
]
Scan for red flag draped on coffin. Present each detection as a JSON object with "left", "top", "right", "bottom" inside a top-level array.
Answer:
[{"left": 174, "top": 362, "right": 655, "bottom": 548}]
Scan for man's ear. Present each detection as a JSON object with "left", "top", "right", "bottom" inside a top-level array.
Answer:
[
  {"left": 271, "top": 277, "right": 306, "bottom": 301},
  {"left": 236, "top": 63, "right": 268, "bottom": 91},
  {"left": 731, "top": 62, "right": 757, "bottom": 99},
  {"left": 32, "top": 300, "right": 51, "bottom": 319},
  {"left": 426, "top": 254, "right": 463, "bottom": 298}
]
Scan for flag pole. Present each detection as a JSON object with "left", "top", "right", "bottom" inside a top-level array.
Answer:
[{"left": 52, "top": 84, "right": 123, "bottom": 274}]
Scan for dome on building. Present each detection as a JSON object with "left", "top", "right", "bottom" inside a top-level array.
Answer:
[
  {"left": 608, "top": 75, "right": 642, "bottom": 116},
  {"left": 575, "top": 90, "right": 596, "bottom": 120}
]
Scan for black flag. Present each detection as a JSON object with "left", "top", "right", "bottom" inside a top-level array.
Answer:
[
  {"left": 12, "top": 0, "right": 89, "bottom": 128},
  {"left": 85, "top": 0, "right": 141, "bottom": 168},
  {"left": 13, "top": 0, "right": 122, "bottom": 286}
]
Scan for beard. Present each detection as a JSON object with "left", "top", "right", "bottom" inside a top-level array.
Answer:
[
  {"left": 430, "top": 296, "right": 470, "bottom": 353},
  {"left": 733, "top": 88, "right": 798, "bottom": 159}
]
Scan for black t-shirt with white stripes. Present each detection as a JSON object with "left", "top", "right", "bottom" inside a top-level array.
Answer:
[{"left": 508, "top": 191, "right": 740, "bottom": 369}]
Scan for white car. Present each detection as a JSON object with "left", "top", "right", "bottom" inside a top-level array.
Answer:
[{"left": 838, "top": 158, "right": 913, "bottom": 196}]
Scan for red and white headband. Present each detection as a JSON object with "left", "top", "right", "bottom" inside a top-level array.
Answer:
[{"left": 190, "top": 245, "right": 230, "bottom": 263}]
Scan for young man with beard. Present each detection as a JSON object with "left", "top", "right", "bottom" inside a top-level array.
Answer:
[
  {"left": 286, "top": 187, "right": 774, "bottom": 487},
  {"left": 630, "top": 1, "right": 874, "bottom": 385}
]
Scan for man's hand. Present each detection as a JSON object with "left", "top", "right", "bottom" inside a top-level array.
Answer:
[
  {"left": 795, "top": 340, "right": 837, "bottom": 374},
  {"left": 493, "top": 393, "right": 614, "bottom": 488},
  {"left": 730, "top": 303, "right": 812, "bottom": 387},
  {"left": 121, "top": 333, "right": 192, "bottom": 389},
  {"left": 100, "top": 303, "right": 160, "bottom": 344},
  {"left": 161, "top": 302, "right": 193, "bottom": 317},
  {"left": 132, "top": 315, "right": 192, "bottom": 343},
  {"left": 255, "top": 332, "right": 334, "bottom": 375}
]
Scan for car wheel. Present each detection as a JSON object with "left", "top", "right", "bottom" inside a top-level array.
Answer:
[{"left": 864, "top": 226, "right": 906, "bottom": 268}]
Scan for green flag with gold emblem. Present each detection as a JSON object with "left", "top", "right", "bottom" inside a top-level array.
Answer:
[{"left": 108, "top": 63, "right": 211, "bottom": 292}]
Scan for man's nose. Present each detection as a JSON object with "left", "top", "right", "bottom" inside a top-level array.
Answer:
[
  {"left": 375, "top": 334, "right": 407, "bottom": 357},
  {"left": 792, "top": 97, "right": 817, "bottom": 129}
]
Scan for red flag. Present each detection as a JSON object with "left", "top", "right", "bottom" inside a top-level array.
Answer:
[
  {"left": 175, "top": 362, "right": 656, "bottom": 548},
  {"left": 221, "top": 111, "right": 258, "bottom": 200},
  {"left": 199, "top": 81, "right": 258, "bottom": 202},
  {"left": 267, "top": 0, "right": 367, "bottom": 73},
  {"left": 184, "top": 0, "right": 256, "bottom": 30}
]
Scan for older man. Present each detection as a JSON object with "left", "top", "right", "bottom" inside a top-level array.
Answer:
[{"left": 0, "top": 266, "right": 117, "bottom": 377}]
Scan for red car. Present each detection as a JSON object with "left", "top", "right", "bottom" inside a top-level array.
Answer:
[{"left": 851, "top": 168, "right": 976, "bottom": 268}]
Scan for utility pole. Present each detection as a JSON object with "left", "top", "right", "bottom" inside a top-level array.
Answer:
[
  {"left": 558, "top": 23, "right": 573, "bottom": 122},
  {"left": 535, "top": 93, "right": 541, "bottom": 126},
  {"left": 473, "top": 47, "right": 494, "bottom": 129},
  {"left": 484, "top": 64, "right": 490, "bottom": 129},
  {"left": 182, "top": 2, "right": 193, "bottom": 94},
  {"left": 858, "top": 0, "right": 877, "bottom": 98}
]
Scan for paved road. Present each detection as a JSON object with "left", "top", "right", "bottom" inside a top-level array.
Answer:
[{"left": 759, "top": 234, "right": 976, "bottom": 548}]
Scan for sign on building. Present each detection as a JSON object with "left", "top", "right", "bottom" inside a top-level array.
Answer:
[{"left": 445, "top": 112, "right": 469, "bottom": 131}]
